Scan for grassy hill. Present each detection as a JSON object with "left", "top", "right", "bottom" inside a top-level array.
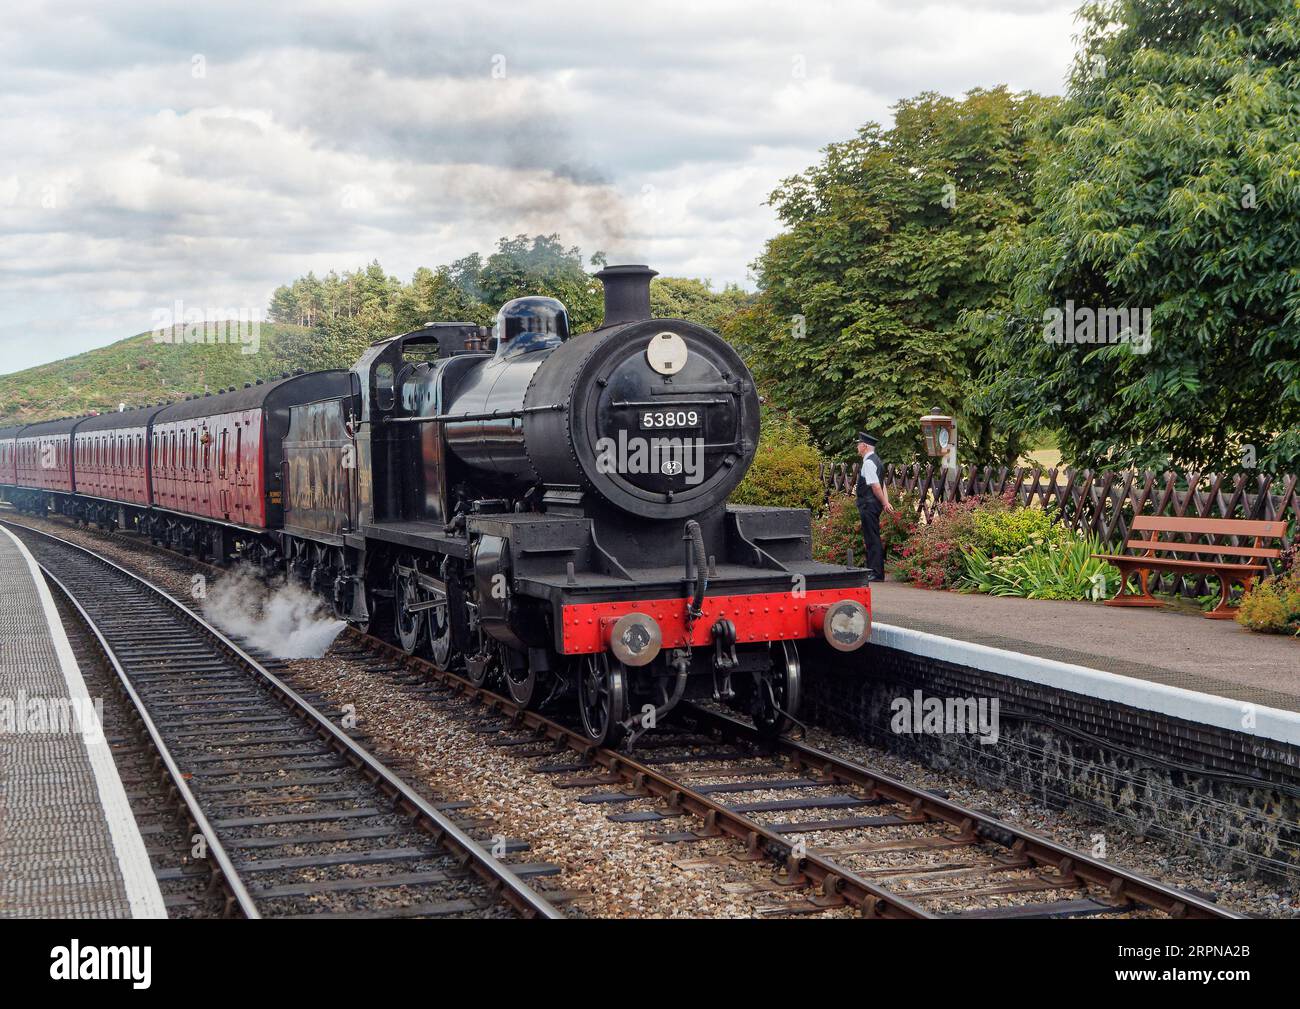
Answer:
[{"left": 0, "top": 323, "right": 345, "bottom": 424}]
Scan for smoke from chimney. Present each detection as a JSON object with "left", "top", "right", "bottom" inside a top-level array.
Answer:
[{"left": 596, "top": 264, "right": 657, "bottom": 328}]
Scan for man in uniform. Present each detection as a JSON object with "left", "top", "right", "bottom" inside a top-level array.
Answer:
[{"left": 854, "top": 432, "right": 894, "bottom": 581}]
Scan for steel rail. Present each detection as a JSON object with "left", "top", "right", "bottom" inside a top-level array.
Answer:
[
  {"left": 42, "top": 566, "right": 262, "bottom": 918},
  {"left": 682, "top": 704, "right": 1244, "bottom": 920},
  {"left": 16, "top": 523, "right": 563, "bottom": 920}
]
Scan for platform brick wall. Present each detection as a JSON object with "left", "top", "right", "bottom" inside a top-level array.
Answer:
[{"left": 803, "top": 641, "right": 1300, "bottom": 883}]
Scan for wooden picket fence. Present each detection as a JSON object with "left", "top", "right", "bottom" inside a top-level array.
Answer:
[{"left": 821, "top": 461, "right": 1298, "bottom": 593}]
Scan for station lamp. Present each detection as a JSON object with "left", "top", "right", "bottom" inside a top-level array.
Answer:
[{"left": 919, "top": 407, "right": 958, "bottom": 479}]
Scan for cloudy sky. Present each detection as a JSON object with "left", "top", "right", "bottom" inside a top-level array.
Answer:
[{"left": 0, "top": 0, "right": 1079, "bottom": 374}]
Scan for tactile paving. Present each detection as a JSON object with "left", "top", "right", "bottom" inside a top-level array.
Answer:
[{"left": 0, "top": 528, "right": 163, "bottom": 918}]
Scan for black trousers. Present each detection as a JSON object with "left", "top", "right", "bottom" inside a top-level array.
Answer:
[{"left": 858, "top": 502, "right": 884, "bottom": 581}]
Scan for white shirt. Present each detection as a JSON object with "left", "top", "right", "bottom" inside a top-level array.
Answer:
[{"left": 860, "top": 456, "right": 879, "bottom": 487}]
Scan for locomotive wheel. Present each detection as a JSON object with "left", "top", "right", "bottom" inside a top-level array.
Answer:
[
  {"left": 427, "top": 601, "right": 455, "bottom": 669},
  {"left": 503, "top": 652, "right": 539, "bottom": 708},
  {"left": 754, "top": 641, "right": 801, "bottom": 739},
  {"left": 464, "top": 632, "right": 498, "bottom": 688},
  {"left": 578, "top": 653, "right": 627, "bottom": 747},
  {"left": 392, "top": 562, "right": 424, "bottom": 655}
]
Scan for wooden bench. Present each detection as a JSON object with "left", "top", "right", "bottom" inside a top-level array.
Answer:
[{"left": 1092, "top": 515, "right": 1288, "bottom": 619}]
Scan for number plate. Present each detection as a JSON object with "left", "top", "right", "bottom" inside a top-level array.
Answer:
[{"left": 638, "top": 409, "right": 702, "bottom": 430}]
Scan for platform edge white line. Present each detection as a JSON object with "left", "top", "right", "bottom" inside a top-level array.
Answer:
[{"left": 870, "top": 620, "right": 1300, "bottom": 748}]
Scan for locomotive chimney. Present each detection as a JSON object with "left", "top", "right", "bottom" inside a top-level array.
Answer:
[{"left": 596, "top": 264, "right": 658, "bottom": 328}]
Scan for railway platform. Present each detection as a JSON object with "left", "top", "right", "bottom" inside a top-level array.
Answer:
[
  {"left": 0, "top": 525, "right": 164, "bottom": 918},
  {"left": 869, "top": 580, "right": 1300, "bottom": 734}
]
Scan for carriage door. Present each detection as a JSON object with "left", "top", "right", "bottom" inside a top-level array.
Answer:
[
  {"left": 218, "top": 427, "right": 230, "bottom": 520},
  {"left": 201, "top": 424, "right": 212, "bottom": 515}
]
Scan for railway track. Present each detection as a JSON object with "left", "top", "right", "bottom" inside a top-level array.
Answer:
[
  {"left": 6, "top": 515, "right": 1245, "bottom": 918},
  {"left": 15, "top": 524, "right": 563, "bottom": 920},
  {"left": 342, "top": 633, "right": 1241, "bottom": 918}
]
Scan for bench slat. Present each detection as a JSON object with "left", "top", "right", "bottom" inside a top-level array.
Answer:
[
  {"left": 1123, "top": 538, "right": 1282, "bottom": 560},
  {"left": 1093, "top": 555, "right": 1267, "bottom": 574},
  {"left": 1130, "top": 515, "right": 1288, "bottom": 537}
]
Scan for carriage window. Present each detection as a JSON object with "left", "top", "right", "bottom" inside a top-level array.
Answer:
[{"left": 235, "top": 427, "right": 242, "bottom": 471}]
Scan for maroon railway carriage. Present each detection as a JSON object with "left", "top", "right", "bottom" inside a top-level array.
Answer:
[
  {"left": 10, "top": 416, "right": 78, "bottom": 510},
  {"left": 0, "top": 424, "right": 22, "bottom": 491},
  {"left": 144, "top": 373, "right": 351, "bottom": 559},
  {"left": 1, "top": 373, "right": 350, "bottom": 564},
  {"left": 72, "top": 405, "right": 163, "bottom": 524}
]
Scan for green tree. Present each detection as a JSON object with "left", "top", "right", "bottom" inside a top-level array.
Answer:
[
  {"left": 264, "top": 235, "right": 758, "bottom": 359},
  {"left": 651, "top": 276, "right": 752, "bottom": 332},
  {"left": 729, "top": 87, "right": 1056, "bottom": 465},
  {"left": 476, "top": 234, "right": 605, "bottom": 331},
  {"left": 975, "top": 0, "right": 1300, "bottom": 474}
]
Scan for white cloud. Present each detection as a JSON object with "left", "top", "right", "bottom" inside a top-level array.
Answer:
[{"left": 0, "top": 0, "right": 1079, "bottom": 374}]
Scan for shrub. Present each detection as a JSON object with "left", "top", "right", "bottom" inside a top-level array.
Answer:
[
  {"left": 958, "top": 533, "right": 1121, "bottom": 601},
  {"left": 887, "top": 496, "right": 986, "bottom": 590},
  {"left": 812, "top": 494, "right": 861, "bottom": 564},
  {"left": 881, "top": 490, "right": 919, "bottom": 562},
  {"left": 1236, "top": 572, "right": 1300, "bottom": 636},
  {"left": 971, "top": 501, "right": 1055, "bottom": 557},
  {"left": 733, "top": 413, "right": 825, "bottom": 514}
]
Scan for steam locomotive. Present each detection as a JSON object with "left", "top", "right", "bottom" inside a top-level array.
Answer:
[{"left": 0, "top": 265, "right": 871, "bottom": 745}]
